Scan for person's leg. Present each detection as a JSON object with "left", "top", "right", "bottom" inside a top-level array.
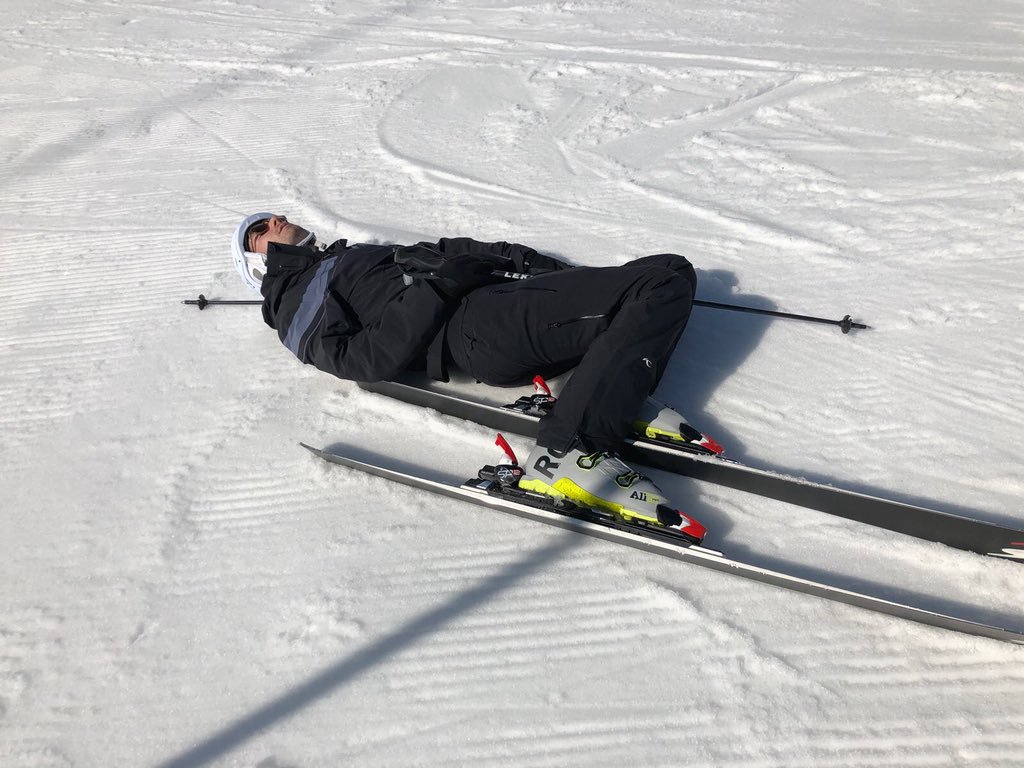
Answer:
[
  {"left": 539, "top": 266, "right": 692, "bottom": 452},
  {"left": 449, "top": 262, "right": 694, "bottom": 452}
]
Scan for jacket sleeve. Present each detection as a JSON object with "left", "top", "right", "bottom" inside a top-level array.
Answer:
[
  {"left": 427, "top": 237, "right": 574, "bottom": 275},
  {"left": 308, "top": 281, "right": 451, "bottom": 383}
]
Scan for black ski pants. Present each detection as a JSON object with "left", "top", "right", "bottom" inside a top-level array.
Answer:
[{"left": 447, "top": 254, "right": 696, "bottom": 454}]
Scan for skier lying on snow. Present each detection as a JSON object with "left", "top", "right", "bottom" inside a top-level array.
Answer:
[{"left": 232, "top": 212, "right": 720, "bottom": 539}]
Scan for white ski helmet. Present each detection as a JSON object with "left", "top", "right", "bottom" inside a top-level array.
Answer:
[
  {"left": 232, "top": 212, "right": 317, "bottom": 291},
  {"left": 232, "top": 212, "right": 276, "bottom": 292}
]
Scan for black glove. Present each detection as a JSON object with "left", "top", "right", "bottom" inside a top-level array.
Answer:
[
  {"left": 394, "top": 244, "right": 446, "bottom": 276},
  {"left": 433, "top": 254, "right": 500, "bottom": 300}
]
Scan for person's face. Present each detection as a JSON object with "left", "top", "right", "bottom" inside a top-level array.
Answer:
[{"left": 246, "top": 215, "right": 311, "bottom": 254}]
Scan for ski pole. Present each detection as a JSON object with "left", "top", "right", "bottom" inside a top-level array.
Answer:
[
  {"left": 183, "top": 284, "right": 871, "bottom": 333},
  {"left": 480, "top": 272, "right": 871, "bottom": 333},
  {"left": 182, "top": 294, "right": 262, "bottom": 310},
  {"left": 692, "top": 300, "right": 870, "bottom": 334}
]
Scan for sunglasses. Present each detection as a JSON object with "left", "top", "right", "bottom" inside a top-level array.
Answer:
[{"left": 246, "top": 219, "right": 271, "bottom": 252}]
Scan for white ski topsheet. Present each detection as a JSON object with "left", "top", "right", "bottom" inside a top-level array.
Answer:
[{"left": 2, "top": 1, "right": 1024, "bottom": 766}]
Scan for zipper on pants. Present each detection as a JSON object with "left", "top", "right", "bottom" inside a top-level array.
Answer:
[{"left": 548, "top": 313, "right": 607, "bottom": 329}]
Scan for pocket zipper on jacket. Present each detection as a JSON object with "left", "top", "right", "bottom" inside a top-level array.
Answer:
[{"left": 548, "top": 313, "right": 607, "bottom": 329}]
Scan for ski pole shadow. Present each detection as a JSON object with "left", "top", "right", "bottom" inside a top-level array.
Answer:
[{"left": 155, "top": 520, "right": 582, "bottom": 768}]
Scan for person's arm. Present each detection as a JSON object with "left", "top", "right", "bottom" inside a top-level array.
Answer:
[
  {"left": 308, "top": 281, "right": 450, "bottom": 383},
  {"left": 427, "top": 237, "right": 574, "bottom": 275}
]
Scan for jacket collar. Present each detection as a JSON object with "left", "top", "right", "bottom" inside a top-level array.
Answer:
[{"left": 260, "top": 242, "right": 325, "bottom": 326}]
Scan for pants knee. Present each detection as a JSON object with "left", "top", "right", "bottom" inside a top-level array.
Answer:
[{"left": 632, "top": 267, "right": 693, "bottom": 305}]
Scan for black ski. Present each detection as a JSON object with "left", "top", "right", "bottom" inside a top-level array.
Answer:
[
  {"left": 301, "top": 442, "right": 1024, "bottom": 645},
  {"left": 358, "top": 378, "right": 1024, "bottom": 563}
]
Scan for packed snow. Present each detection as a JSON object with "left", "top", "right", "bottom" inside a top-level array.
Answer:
[{"left": 2, "top": 1, "right": 1023, "bottom": 765}]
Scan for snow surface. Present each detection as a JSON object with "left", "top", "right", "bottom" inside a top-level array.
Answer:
[{"left": 2, "top": 1, "right": 1024, "bottom": 765}]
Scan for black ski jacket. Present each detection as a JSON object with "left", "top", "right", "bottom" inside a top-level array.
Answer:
[{"left": 261, "top": 237, "right": 570, "bottom": 383}]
